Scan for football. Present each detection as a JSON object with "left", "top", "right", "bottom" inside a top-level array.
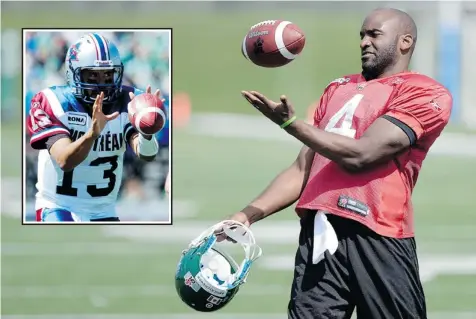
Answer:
[
  {"left": 128, "top": 93, "right": 167, "bottom": 135},
  {"left": 241, "top": 20, "right": 306, "bottom": 68}
]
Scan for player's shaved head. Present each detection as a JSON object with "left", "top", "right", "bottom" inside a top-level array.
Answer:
[
  {"left": 370, "top": 8, "right": 418, "bottom": 48},
  {"left": 360, "top": 8, "right": 418, "bottom": 80}
]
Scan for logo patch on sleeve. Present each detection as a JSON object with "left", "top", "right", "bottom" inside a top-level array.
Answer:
[{"left": 337, "top": 195, "right": 369, "bottom": 217}]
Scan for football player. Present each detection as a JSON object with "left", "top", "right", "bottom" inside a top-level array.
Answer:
[
  {"left": 229, "top": 8, "right": 452, "bottom": 319},
  {"left": 26, "top": 33, "right": 164, "bottom": 222}
]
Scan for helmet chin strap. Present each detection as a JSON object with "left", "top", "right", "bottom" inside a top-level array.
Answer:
[
  {"left": 220, "top": 220, "right": 263, "bottom": 288},
  {"left": 190, "top": 220, "right": 263, "bottom": 288}
]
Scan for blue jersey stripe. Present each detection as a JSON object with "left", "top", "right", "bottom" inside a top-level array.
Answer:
[
  {"left": 93, "top": 33, "right": 107, "bottom": 61},
  {"left": 48, "top": 86, "right": 87, "bottom": 113},
  {"left": 98, "top": 33, "right": 110, "bottom": 60}
]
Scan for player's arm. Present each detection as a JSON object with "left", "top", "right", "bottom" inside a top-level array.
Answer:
[
  {"left": 234, "top": 145, "right": 315, "bottom": 225},
  {"left": 128, "top": 132, "right": 159, "bottom": 162},
  {"left": 284, "top": 87, "right": 452, "bottom": 172},
  {"left": 48, "top": 132, "right": 98, "bottom": 172},
  {"left": 284, "top": 119, "right": 409, "bottom": 172},
  {"left": 231, "top": 92, "right": 327, "bottom": 226},
  {"left": 27, "top": 92, "right": 97, "bottom": 172}
]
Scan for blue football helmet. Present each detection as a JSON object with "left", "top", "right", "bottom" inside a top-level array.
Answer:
[{"left": 65, "top": 33, "right": 124, "bottom": 105}]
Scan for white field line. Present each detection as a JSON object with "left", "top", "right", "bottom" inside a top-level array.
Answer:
[
  {"left": 2, "top": 313, "right": 476, "bottom": 319},
  {"left": 3, "top": 240, "right": 476, "bottom": 282},
  {"left": 4, "top": 114, "right": 475, "bottom": 221},
  {"left": 1, "top": 243, "right": 183, "bottom": 256},
  {"left": 100, "top": 221, "right": 476, "bottom": 247},
  {"left": 1, "top": 196, "right": 198, "bottom": 220},
  {"left": 2, "top": 239, "right": 475, "bottom": 256},
  {"left": 3, "top": 280, "right": 476, "bottom": 300},
  {"left": 0, "top": 315, "right": 289, "bottom": 319},
  {"left": 1, "top": 284, "right": 289, "bottom": 299},
  {"left": 186, "top": 113, "right": 476, "bottom": 157},
  {"left": 261, "top": 254, "right": 476, "bottom": 283}
]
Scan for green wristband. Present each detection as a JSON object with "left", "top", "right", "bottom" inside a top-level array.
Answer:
[{"left": 280, "top": 116, "right": 297, "bottom": 129}]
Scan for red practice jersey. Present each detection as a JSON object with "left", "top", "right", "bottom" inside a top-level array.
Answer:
[{"left": 295, "top": 72, "right": 452, "bottom": 238}]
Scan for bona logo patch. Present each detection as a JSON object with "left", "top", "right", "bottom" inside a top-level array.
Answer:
[{"left": 68, "top": 112, "right": 87, "bottom": 126}]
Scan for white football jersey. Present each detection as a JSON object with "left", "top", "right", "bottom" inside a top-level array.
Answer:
[{"left": 27, "top": 85, "right": 142, "bottom": 220}]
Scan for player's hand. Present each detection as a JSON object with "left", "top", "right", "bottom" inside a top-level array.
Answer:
[
  {"left": 215, "top": 212, "right": 251, "bottom": 243},
  {"left": 241, "top": 90, "right": 296, "bottom": 126},
  {"left": 128, "top": 84, "right": 166, "bottom": 105},
  {"left": 91, "top": 92, "right": 119, "bottom": 138}
]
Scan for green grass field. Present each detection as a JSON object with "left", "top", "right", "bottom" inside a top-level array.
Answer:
[
  {"left": 3, "top": 122, "right": 476, "bottom": 318},
  {"left": 3, "top": 4, "right": 476, "bottom": 318}
]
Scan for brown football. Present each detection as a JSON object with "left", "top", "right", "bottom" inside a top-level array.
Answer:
[
  {"left": 128, "top": 93, "right": 167, "bottom": 135},
  {"left": 242, "top": 20, "right": 306, "bottom": 68}
]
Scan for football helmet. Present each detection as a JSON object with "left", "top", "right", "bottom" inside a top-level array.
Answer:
[
  {"left": 175, "top": 220, "right": 262, "bottom": 312},
  {"left": 65, "top": 33, "right": 124, "bottom": 105}
]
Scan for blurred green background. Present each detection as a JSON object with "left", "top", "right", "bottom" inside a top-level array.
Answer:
[
  {"left": 2, "top": 5, "right": 364, "bottom": 117},
  {"left": 2, "top": 2, "right": 476, "bottom": 319}
]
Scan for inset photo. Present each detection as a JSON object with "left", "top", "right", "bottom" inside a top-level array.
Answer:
[{"left": 23, "top": 28, "right": 171, "bottom": 224}]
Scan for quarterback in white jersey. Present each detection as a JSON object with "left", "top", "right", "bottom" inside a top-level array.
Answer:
[{"left": 26, "top": 33, "right": 163, "bottom": 222}]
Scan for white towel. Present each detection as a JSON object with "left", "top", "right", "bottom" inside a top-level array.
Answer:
[{"left": 312, "top": 212, "right": 339, "bottom": 264}]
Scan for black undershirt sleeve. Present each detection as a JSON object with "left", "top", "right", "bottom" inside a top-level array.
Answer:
[
  {"left": 45, "top": 134, "right": 71, "bottom": 153},
  {"left": 381, "top": 115, "right": 417, "bottom": 146}
]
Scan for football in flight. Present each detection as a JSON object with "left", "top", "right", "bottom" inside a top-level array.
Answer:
[
  {"left": 241, "top": 20, "right": 306, "bottom": 68},
  {"left": 128, "top": 93, "right": 167, "bottom": 135}
]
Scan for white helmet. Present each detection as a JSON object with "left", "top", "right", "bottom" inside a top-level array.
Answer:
[{"left": 65, "top": 33, "right": 124, "bottom": 104}]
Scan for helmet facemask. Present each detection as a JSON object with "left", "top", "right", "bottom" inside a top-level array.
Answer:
[
  {"left": 175, "top": 220, "right": 262, "bottom": 312},
  {"left": 68, "top": 61, "right": 124, "bottom": 106}
]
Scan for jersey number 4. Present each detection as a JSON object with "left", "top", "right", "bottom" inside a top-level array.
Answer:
[
  {"left": 56, "top": 156, "right": 119, "bottom": 197},
  {"left": 324, "top": 94, "right": 364, "bottom": 138}
]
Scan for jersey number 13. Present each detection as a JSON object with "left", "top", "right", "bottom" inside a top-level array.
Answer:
[{"left": 56, "top": 156, "right": 119, "bottom": 197}]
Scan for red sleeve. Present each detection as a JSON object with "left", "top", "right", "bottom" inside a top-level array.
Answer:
[
  {"left": 384, "top": 85, "right": 453, "bottom": 141},
  {"left": 313, "top": 86, "right": 332, "bottom": 126},
  {"left": 27, "top": 92, "right": 71, "bottom": 150},
  {"left": 314, "top": 75, "right": 356, "bottom": 126}
]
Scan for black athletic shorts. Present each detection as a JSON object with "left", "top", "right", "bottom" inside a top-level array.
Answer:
[{"left": 288, "top": 211, "right": 426, "bottom": 319}]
